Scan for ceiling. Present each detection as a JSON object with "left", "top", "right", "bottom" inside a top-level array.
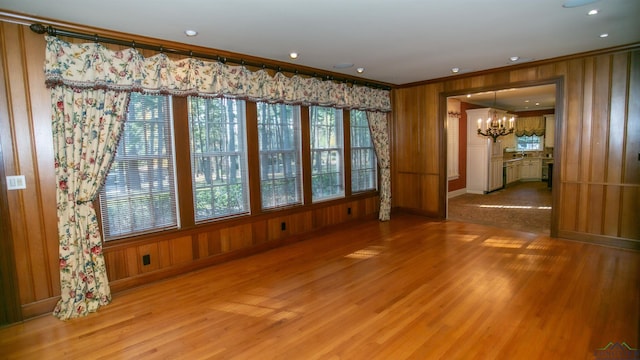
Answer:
[
  {"left": 0, "top": 0, "right": 638, "bottom": 108},
  {"left": 449, "top": 84, "right": 557, "bottom": 112}
]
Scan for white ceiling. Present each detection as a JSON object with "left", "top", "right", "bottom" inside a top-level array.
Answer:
[
  {"left": 450, "top": 84, "right": 557, "bottom": 112},
  {"left": 1, "top": 0, "right": 638, "bottom": 86},
  {"left": 0, "top": 0, "right": 638, "bottom": 111}
]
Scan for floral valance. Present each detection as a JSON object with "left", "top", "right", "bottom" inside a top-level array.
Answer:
[
  {"left": 44, "top": 36, "right": 391, "bottom": 112},
  {"left": 515, "top": 116, "right": 545, "bottom": 137}
]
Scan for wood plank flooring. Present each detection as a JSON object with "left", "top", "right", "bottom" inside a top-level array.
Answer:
[{"left": 1, "top": 214, "right": 638, "bottom": 359}]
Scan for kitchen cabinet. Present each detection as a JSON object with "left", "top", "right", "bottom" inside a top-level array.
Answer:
[
  {"left": 544, "top": 115, "right": 555, "bottom": 148},
  {"left": 521, "top": 158, "right": 542, "bottom": 180},
  {"left": 505, "top": 159, "right": 522, "bottom": 184},
  {"left": 466, "top": 108, "right": 507, "bottom": 193}
]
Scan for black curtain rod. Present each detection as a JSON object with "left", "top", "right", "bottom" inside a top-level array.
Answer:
[{"left": 29, "top": 23, "right": 391, "bottom": 91}]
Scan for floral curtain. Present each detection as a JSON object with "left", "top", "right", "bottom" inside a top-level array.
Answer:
[
  {"left": 515, "top": 116, "right": 545, "bottom": 137},
  {"left": 366, "top": 111, "right": 391, "bottom": 221},
  {"left": 44, "top": 36, "right": 391, "bottom": 112},
  {"left": 51, "top": 86, "right": 128, "bottom": 320}
]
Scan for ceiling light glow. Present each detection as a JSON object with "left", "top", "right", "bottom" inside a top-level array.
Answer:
[
  {"left": 509, "top": 56, "right": 520, "bottom": 62},
  {"left": 289, "top": 52, "right": 299, "bottom": 59},
  {"left": 587, "top": 9, "right": 599, "bottom": 15},
  {"left": 356, "top": 67, "right": 365, "bottom": 73},
  {"left": 451, "top": 67, "right": 460, "bottom": 73},
  {"left": 599, "top": 33, "right": 609, "bottom": 38},
  {"left": 184, "top": 30, "right": 198, "bottom": 37}
]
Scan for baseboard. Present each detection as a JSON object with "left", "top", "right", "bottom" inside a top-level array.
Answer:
[
  {"left": 447, "top": 188, "right": 467, "bottom": 199},
  {"left": 557, "top": 230, "right": 640, "bottom": 251},
  {"left": 21, "top": 296, "right": 59, "bottom": 320}
]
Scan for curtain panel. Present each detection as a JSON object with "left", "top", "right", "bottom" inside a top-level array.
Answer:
[
  {"left": 44, "top": 36, "right": 391, "bottom": 112},
  {"left": 51, "top": 87, "right": 128, "bottom": 320},
  {"left": 366, "top": 111, "right": 391, "bottom": 221},
  {"left": 515, "top": 116, "right": 545, "bottom": 137}
]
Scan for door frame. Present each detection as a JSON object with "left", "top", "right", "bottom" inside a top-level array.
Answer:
[{"left": 440, "top": 77, "right": 564, "bottom": 238}]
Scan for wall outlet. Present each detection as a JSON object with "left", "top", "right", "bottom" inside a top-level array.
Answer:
[{"left": 142, "top": 254, "right": 151, "bottom": 266}]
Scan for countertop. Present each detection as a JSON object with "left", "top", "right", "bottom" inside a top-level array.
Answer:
[{"left": 503, "top": 156, "right": 553, "bottom": 165}]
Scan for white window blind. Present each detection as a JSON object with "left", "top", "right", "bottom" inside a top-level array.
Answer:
[{"left": 100, "top": 93, "right": 179, "bottom": 240}]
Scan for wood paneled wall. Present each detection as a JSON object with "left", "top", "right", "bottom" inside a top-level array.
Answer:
[
  {"left": 392, "top": 47, "right": 640, "bottom": 249},
  {"left": 0, "top": 20, "right": 379, "bottom": 321}
]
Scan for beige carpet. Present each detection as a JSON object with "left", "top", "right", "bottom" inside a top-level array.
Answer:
[{"left": 448, "top": 181, "right": 552, "bottom": 235}]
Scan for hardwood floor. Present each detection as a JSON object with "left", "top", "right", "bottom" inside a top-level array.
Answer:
[{"left": 1, "top": 214, "right": 638, "bottom": 359}]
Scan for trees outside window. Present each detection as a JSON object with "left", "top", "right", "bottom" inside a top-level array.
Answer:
[
  {"left": 310, "top": 106, "right": 344, "bottom": 201},
  {"left": 100, "top": 93, "right": 178, "bottom": 239},
  {"left": 350, "top": 110, "right": 377, "bottom": 192},
  {"left": 189, "top": 97, "right": 249, "bottom": 221},
  {"left": 257, "top": 103, "right": 303, "bottom": 209}
]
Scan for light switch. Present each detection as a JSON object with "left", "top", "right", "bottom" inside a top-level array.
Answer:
[{"left": 6, "top": 175, "right": 26, "bottom": 190}]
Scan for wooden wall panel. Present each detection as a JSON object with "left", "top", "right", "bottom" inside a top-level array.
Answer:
[{"left": 393, "top": 46, "right": 640, "bottom": 248}]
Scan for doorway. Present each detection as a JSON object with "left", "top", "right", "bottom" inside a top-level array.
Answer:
[{"left": 445, "top": 82, "right": 560, "bottom": 236}]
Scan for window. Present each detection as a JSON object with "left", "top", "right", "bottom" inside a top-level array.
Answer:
[
  {"left": 189, "top": 97, "right": 249, "bottom": 221},
  {"left": 257, "top": 103, "right": 303, "bottom": 209},
  {"left": 517, "top": 135, "right": 544, "bottom": 151},
  {"left": 350, "top": 110, "right": 377, "bottom": 192},
  {"left": 310, "top": 106, "right": 344, "bottom": 201},
  {"left": 100, "top": 93, "right": 178, "bottom": 240}
]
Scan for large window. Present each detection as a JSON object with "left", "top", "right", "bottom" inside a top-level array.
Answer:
[
  {"left": 310, "top": 106, "right": 344, "bottom": 201},
  {"left": 189, "top": 97, "right": 249, "bottom": 221},
  {"left": 350, "top": 110, "right": 377, "bottom": 192},
  {"left": 257, "top": 103, "right": 303, "bottom": 209},
  {"left": 100, "top": 93, "right": 178, "bottom": 240},
  {"left": 517, "top": 135, "right": 544, "bottom": 151}
]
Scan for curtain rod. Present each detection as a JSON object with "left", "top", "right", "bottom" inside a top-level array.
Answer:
[{"left": 29, "top": 23, "right": 391, "bottom": 91}]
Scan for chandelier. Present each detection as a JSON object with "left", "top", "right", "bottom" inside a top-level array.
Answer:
[{"left": 476, "top": 92, "right": 515, "bottom": 142}]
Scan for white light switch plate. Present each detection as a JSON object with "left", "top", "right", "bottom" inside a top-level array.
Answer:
[{"left": 6, "top": 175, "right": 26, "bottom": 190}]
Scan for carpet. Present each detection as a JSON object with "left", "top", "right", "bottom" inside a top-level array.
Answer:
[{"left": 448, "top": 181, "right": 552, "bottom": 235}]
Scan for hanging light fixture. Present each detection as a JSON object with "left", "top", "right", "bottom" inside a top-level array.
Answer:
[{"left": 477, "top": 92, "right": 515, "bottom": 142}]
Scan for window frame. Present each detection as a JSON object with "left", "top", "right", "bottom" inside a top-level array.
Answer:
[
  {"left": 188, "top": 97, "right": 251, "bottom": 223},
  {"left": 349, "top": 109, "right": 378, "bottom": 193},
  {"left": 256, "top": 102, "right": 304, "bottom": 210},
  {"left": 309, "top": 106, "right": 345, "bottom": 202}
]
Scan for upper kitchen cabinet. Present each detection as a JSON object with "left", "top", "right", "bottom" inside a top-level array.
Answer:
[{"left": 544, "top": 114, "right": 555, "bottom": 148}]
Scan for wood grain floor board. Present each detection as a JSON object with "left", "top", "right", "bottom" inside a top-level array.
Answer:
[{"left": 0, "top": 213, "right": 637, "bottom": 359}]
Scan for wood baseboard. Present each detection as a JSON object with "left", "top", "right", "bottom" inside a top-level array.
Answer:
[{"left": 557, "top": 230, "right": 640, "bottom": 251}]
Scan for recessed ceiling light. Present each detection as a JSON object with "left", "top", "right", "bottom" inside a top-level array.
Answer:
[
  {"left": 562, "top": 0, "right": 599, "bottom": 8},
  {"left": 525, "top": 100, "right": 530, "bottom": 103},
  {"left": 600, "top": 33, "right": 609, "bottom": 38},
  {"left": 509, "top": 56, "right": 520, "bottom": 62},
  {"left": 451, "top": 67, "right": 460, "bottom": 73},
  {"left": 333, "top": 63, "right": 353, "bottom": 69},
  {"left": 587, "top": 9, "right": 599, "bottom": 15},
  {"left": 289, "top": 52, "right": 299, "bottom": 59},
  {"left": 466, "top": 94, "right": 471, "bottom": 98},
  {"left": 184, "top": 29, "right": 198, "bottom": 37},
  {"left": 356, "top": 67, "right": 365, "bottom": 74},
  {"left": 535, "top": 102, "right": 540, "bottom": 106}
]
